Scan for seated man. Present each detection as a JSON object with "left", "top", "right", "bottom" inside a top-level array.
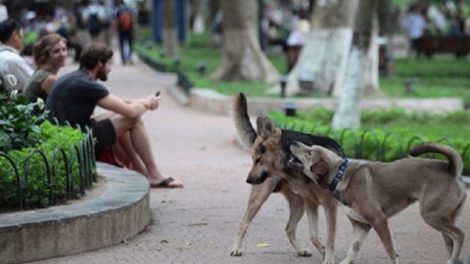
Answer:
[
  {"left": 44, "top": 43, "right": 183, "bottom": 188},
  {"left": 0, "top": 19, "right": 34, "bottom": 92}
]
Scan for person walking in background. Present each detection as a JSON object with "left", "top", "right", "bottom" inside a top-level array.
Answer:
[
  {"left": 0, "top": 19, "right": 34, "bottom": 92},
  {"left": 82, "top": 0, "right": 107, "bottom": 44},
  {"left": 402, "top": 4, "right": 427, "bottom": 58},
  {"left": 99, "top": 0, "right": 113, "bottom": 47},
  {"left": 115, "top": 0, "right": 136, "bottom": 65},
  {"left": 23, "top": 33, "right": 67, "bottom": 105},
  {"left": 45, "top": 43, "right": 183, "bottom": 188}
]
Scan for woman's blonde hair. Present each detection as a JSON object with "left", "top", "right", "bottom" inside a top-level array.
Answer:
[{"left": 32, "top": 33, "right": 67, "bottom": 68}]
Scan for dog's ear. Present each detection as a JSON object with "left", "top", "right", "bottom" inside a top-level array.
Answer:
[
  {"left": 310, "top": 158, "right": 329, "bottom": 178},
  {"left": 256, "top": 116, "right": 279, "bottom": 138}
]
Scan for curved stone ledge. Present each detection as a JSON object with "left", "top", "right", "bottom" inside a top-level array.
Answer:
[{"left": 0, "top": 162, "right": 151, "bottom": 264}]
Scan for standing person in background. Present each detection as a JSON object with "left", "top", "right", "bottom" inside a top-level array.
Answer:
[
  {"left": 23, "top": 33, "right": 67, "bottom": 104},
  {"left": 82, "top": 0, "right": 107, "bottom": 44},
  {"left": 402, "top": 4, "right": 427, "bottom": 58},
  {"left": 0, "top": 19, "right": 34, "bottom": 92},
  {"left": 0, "top": 0, "right": 8, "bottom": 22},
  {"left": 115, "top": 0, "right": 136, "bottom": 65},
  {"left": 100, "top": 0, "right": 113, "bottom": 47}
]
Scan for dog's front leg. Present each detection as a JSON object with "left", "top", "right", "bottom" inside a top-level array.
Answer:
[
  {"left": 321, "top": 198, "right": 337, "bottom": 264},
  {"left": 340, "top": 216, "right": 371, "bottom": 264},
  {"left": 304, "top": 202, "right": 324, "bottom": 258},
  {"left": 230, "top": 184, "right": 272, "bottom": 256}
]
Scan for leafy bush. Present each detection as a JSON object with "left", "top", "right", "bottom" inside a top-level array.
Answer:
[
  {"left": 0, "top": 91, "right": 89, "bottom": 212},
  {"left": 0, "top": 92, "right": 48, "bottom": 151},
  {"left": 269, "top": 108, "right": 470, "bottom": 175}
]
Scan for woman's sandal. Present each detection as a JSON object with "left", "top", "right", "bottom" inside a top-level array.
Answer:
[{"left": 150, "top": 177, "right": 183, "bottom": 188}]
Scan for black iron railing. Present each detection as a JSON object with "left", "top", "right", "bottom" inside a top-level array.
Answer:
[
  {"left": 275, "top": 120, "right": 470, "bottom": 174},
  {"left": 0, "top": 124, "right": 96, "bottom": 211}
]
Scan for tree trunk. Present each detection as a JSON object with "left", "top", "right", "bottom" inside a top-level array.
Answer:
[
  {"left": 162, "top": 0, "right": 179, "bottom": 58},
  {"left": 332, "top": 0, "right": 376, "bottom": 130},
  {"left": 191, "top": 0, "right": 206, "bottom": 34},
  {"left": 279, "top": 0, "right": 356, "bottom": 95},
  {"left": 209, "top": 0, "right": 279, "bottom": 83},
  {"left": 363, "top": 13, "right": 380, "bottom": 96}
]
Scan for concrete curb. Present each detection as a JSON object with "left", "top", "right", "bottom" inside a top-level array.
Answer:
[
  {"left": 187, "top": 88, "right": 464, "bottom": 116},
  {"left": 0, "top": 163, "right": 151, "bottom": 264}
]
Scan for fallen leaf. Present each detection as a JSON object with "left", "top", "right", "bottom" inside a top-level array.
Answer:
[{"left": 256, "top": 242, "right": 269, "bottom": 248}]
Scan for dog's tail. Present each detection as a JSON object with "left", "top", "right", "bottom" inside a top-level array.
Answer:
[
  {"left": 409, "top": 142, "right": 463, "bottom": 177},
  {"left": 230, "top": 93, "right": 257, "bottom": 148}
]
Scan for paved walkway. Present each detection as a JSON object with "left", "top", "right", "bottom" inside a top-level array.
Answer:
[{"left": 32, "top": 56, "right": 470, "bottom": 264}]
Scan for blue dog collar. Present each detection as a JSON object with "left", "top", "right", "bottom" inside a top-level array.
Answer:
[{"left": 328, "top": 159, "right": 349, "bottom": 192}]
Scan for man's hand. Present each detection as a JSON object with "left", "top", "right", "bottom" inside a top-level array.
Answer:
[{"left": 145, "top": 94, "right": 160, "bottom": 110}]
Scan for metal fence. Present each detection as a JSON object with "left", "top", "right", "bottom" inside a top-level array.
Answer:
[
  {"left": 0, "top": 124, "right": 96, "bottom": 211},
  {"left": 276, "top": 120, "right": 470, "bottom": 173}
]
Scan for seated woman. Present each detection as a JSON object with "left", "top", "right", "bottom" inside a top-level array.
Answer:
[{"left": 23, "top": 33, "right": 67, "bottom": 105}]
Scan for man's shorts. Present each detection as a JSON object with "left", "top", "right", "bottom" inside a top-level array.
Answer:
[{"left": 90, "top": 118, "right": 116, "bottom": 153}]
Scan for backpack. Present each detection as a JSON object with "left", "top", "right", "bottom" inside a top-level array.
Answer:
[
  {"left": 117, "top": 10, "right": 133, "bottom": 31},
  {"left": 88, "top": 13, "right": 103, "bottom": 36}
]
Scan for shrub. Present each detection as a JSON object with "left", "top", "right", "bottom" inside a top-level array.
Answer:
[
  {"left": 0, "top": 91, "right": 89, "bottom": 212},
  {"left": 269, "top": 108, "right": 470, "bottom": 175}
]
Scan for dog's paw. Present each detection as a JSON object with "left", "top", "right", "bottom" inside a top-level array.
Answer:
[
  {"left": 230, "top": 249, "right": 242, "bottom": 257},
  {"left": 322, "top": 258, "right": 335, "bottom": 264},
  {"left": 296, "top": 249, "right": 312, "bottom": 257},
  {"left": 339, "top": 259, "right": 354, "bottom": 264}
]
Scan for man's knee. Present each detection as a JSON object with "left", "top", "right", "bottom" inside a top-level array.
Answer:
[{"left": 111, "top": 115, "right": 141, "bottom": 135}]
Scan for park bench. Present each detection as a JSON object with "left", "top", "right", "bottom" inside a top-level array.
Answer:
[{"left": 415, "top": 36, "right": 470, "bottom": 58}]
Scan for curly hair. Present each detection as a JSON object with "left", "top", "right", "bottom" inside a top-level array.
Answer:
[
  {"left": 79, "top": 43, "right": 113, "bottom": 70},
  {"left": 32, "top": 33, "right": 67, "bottom": 68}
]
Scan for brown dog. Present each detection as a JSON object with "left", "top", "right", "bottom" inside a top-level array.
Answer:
[
  {"left": 288, "top": 141, "right": 467, "bottom": 264},
  {"left": 230, "top": 93, "right": 344, "bottom": 264}
]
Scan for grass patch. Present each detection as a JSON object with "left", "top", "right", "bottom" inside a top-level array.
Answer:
[{"left": 135, "top": 28, "right": 470, "bottom": 104}]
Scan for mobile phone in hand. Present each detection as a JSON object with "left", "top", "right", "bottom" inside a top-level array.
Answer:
[{"left": 155, "top": 91, "right": 160, "bottom": 96}]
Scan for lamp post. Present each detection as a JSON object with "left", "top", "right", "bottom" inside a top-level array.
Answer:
[
  {"left": 282, "top": 101, "right": 298, "bottom": 117},
  {"left": 298, "top": 76, "right": 315, "bottom": 95},
  {"left": 404, "top": 77, "right": 419, "bottom": 95},
  {"left": 197, "top": 62, "right": 207, "bottom": 77},
  {"left": 173, "top": 56, "right": 181, "bottom": 70},
  {"left": 279, "top": 76, "right": 287, "bottom": 98}
]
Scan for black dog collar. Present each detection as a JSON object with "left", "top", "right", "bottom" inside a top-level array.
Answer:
[{"left": 328, "top": 159, "right": 349, "bottom": 192}]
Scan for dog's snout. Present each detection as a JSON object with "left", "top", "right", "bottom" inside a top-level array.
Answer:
[{"left": 246, "top": 170, "right": 269, "bottom": 185}]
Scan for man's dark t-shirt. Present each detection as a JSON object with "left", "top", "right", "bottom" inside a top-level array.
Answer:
[{"left": 45, "top": 69, "right": 109, "bottom": 128}]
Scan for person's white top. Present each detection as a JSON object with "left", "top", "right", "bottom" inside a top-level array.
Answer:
[
  {"left": 82, "top": 4, "right": 107, "bottom": 21},
  {"left": 286, "top": 19, "right": 310, "bottom": 46},
  {"left": 402, "top": 13, "right": 427, "bottom": 40},
  {"left": 287, "top": 31, "right": 307, "bottom": 46},
  {"left": 0, "top": 4, "right": 8, "bottom": 22},
  {"left": 0, "top": 45, "right": 34, "bottom": 92}
]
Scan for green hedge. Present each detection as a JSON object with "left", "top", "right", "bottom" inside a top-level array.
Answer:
[
  {"left": 0, "top": 121, "right": 87, "bottom": 211},
  {"left": 0, "top": 92, "right": 90, "bottom": 212},
  {"left": 268, "top": 108, "right": 470, "bottom": 175}
]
